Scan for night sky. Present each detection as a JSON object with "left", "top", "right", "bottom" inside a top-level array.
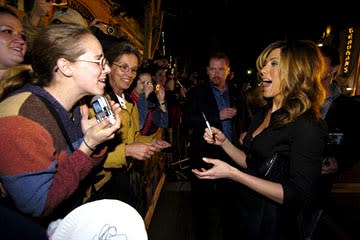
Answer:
[
  {"left": 119, "top": 0, "right": 360, "bottom": 77},
  {"left": 160, "top": 1, "right": 359, "bottom": 76}
]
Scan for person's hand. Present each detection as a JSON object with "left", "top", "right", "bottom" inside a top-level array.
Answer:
[
  {"left": 156, "top": 83, "right": 166, "bottom": 102},
  {"left": 144, "top": 81, "right": 154, "bottom": 98},
  {"left": 80, "top": 101, "right": 121, "bottom": 149},
  {"left": 80, "top": 104, "right": 97, "bottom": 133},
  {"left": 179, "top": 86, "right": 187, "bottom": 98},
  {"left": 322, "top": 157, "right": 338, "bottom": 174},
  {"left": 80, "top": 101, "right": 121, "bottom": 133},
  {"left": 239, "top": 131, "right": 247, "bottom": 145},
  {"left": 219, "top": 107, "right": 237, "bottom": 120},
  {"left": 151, "top": 139, "right": 171, "bottom": 149},
  {"left": 126, "top": 142, "right": 158, "bottom": 160},
  {"left": 192, "top": 157, "right": 234, "bottom": 179},
  {"left": 203, "top": 127, "right": 227, "bottom": 146}
]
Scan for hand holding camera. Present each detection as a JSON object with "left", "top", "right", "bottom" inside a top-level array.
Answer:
[
  {"left": 144, "top": 80, "right": 154, "bottom": 98},
  {"left": 79, "top": 97, "right": 121, "bottom": 154},
  {"left": 91, "top": 96, "right": 116, "bottom": 126}
]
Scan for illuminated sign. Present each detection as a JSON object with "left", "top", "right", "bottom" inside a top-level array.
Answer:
[{"left": 343, "top": 27, "right": 354, "bottom": 75}]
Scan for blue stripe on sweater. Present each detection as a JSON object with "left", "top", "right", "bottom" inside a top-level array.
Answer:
[{"left": 1, "top": 160, "right": 57, "bottom": 217}]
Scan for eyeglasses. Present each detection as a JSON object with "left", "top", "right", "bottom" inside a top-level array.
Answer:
[
  {"left": 76, "top": 57, "right": 109, "bottom": 70},
  {"left": 113, "top": 62, "right": 138, "bottom": 75}
]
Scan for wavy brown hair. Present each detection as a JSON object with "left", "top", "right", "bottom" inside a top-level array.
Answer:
[{"left": 256, "top": 40, "right": 326, "bottom": 127}]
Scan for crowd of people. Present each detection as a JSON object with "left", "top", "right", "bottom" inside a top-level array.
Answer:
[{"left": 0, "top": 1, "right": 358, "bottom": 240}]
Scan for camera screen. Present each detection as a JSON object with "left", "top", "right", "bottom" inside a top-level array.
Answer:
[{"left": 92, "top": 101, "right": 102, "bottom": 113}]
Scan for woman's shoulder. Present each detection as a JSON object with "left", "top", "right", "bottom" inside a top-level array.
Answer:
[
  {"left": 2, "top": 64, "right": 32, "bottom": 80},
  {"left": 292, "top": 111, "right": 328, "bottom": 136},
  {"left": 0, "top": 90, "right": 52, "bottom": 125},
  {"left": 0, "top": 65, "right": 33, "bottom": 100},
  {"left": 0, "top": 91, "right": 31, "bottom": 115}
]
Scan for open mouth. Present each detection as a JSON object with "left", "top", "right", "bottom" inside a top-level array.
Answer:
[
  {"left": 262, "top": 80, "right": 272, "bottom": 87},
  {"left": 11, "top": 47, "right": 24, "bottom": 56}
]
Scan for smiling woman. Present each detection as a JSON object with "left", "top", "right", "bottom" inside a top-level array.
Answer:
[
  {"left": 0, "top": 23, "right": 121, "bottom": 225},
  {"left": 0, "top": 6, "right": 30, "bottom": 100}
]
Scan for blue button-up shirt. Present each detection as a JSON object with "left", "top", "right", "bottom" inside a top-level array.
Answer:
[{"left": 211, "top": 85, "right": 232, "bottom": 139}]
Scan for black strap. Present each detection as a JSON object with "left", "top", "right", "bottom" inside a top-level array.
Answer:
[{"left": 36, "top": 95, "right": 75, "bottom": 152}]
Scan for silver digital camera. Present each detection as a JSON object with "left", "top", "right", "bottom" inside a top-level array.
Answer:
[{"left": 91, "top": 96, "right": 116, "bottom": 125}]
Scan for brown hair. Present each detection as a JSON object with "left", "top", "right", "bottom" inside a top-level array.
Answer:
[
  {"left": 105, "top": 41, "right": 142, "bottom": 65},
  {"left": 0, "top": 6, "right": 19, "bottom": 18},
  {"left": 208, "top": 52, "right": 230, "bottom": 67},
  {"left": 31, "top": 23, "right": 93, "bottom": 86}
]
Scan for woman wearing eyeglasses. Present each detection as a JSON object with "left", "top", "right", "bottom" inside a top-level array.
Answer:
[
  {"left": 0, "top": 23, "right": 121, "bottom": 224},
  {"left": 128, "top": 65, "right": 169, "bottom": 136},
  {"left": 82, "top": 41, "right": 170, "bottom": 212}
]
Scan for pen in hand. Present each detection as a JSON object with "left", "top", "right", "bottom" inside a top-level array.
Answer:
[{"left": 201, "top": 112, "right": 216, "bottom": 142}]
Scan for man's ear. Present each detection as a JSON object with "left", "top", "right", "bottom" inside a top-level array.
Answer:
[{"left": 56, "top": 57, "right": 73, "bottom": 77}]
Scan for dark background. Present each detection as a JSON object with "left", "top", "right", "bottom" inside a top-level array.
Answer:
[
  {"left": 162, "top": 1, "right": 359, "bottom": 74},
  {"left": 19, "top": 0, "right": 359, "bottom": 77},
  {"left": 118, "top": 0, "right": 360, "bottom": 77}
]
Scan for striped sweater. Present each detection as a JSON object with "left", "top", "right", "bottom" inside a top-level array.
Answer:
[{"left": 0, "top": 85, "right": 106, "bottom": 219}]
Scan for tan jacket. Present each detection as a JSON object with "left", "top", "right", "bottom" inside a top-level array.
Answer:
[{"left": 83, "top": 91, "right": 153, "bottom": 201}]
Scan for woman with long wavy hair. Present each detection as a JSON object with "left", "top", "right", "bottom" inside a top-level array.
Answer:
[{"left": 192, "top": 40, "right": 328, "bottom": 240}]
